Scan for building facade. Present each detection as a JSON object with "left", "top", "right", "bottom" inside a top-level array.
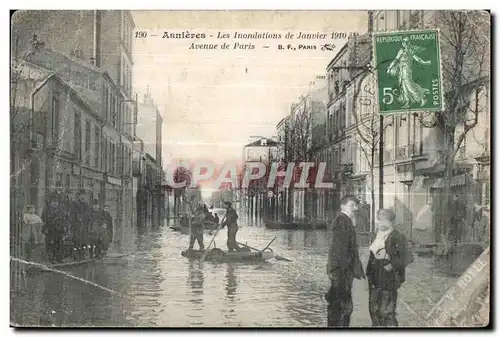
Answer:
[
  {"left": 135, "top": 90, "right": 166, "bottom": 228},
  {"left": 328, "top": 10, "right": 490, "bottom": 243},
  {"left": 11, "top": 10, "right": 138, "bottom": 244},
  {"left": 241, "top": 137, "right": 278, "bottom": 222},
  {"left": 275, "top": 75, "right": 330, "bottom": 223}
]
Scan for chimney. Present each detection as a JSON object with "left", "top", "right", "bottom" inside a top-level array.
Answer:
[{"left": 368, "top": 11, "right": 374, "bottom": 33}]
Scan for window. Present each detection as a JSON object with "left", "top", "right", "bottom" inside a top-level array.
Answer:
[
  {"left": 110, "top": 142, "right": 115, "bottom": 175},
  {"left": 74, "top": 114, "right": 82, "bottom": 161},
  {"left": 51, "top": 95, "right": 60, "bottom": 142},
  {"left": 409, "top": 10, "right": 423, "bottom": 29},
  {"left": 85, "top": 121, "right": 91, "bottom": 165},
  {"left": 102, "top": 137, "right": 107, "bottom": 171},
  {"left": 95, "top": 128, "right": 100, "bottom": 168},
  {"left": 104, "top": 87, "right": 109, "bottom": 120},
  {"left": 118, "top": 144, "right": 122, "bottom": 175},
  {"left": 114, "top": 143, "right": 119, "bottom": 175},
  {"left": 111, "top": 95, "right": 116, "bottom": 127},
  {"left": 484, "top": 181, "right": 490, "bottom": 205},
  {"left": 117, "top": 101, "right": 122, "bottom": 132}
]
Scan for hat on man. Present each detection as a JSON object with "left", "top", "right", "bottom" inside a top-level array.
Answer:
[{"left": 224, "top": 201, "right": 232, "bottom": 207}]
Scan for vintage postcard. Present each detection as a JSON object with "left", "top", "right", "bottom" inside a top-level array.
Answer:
[{"left": 10, "top": 9, "right": 490, "bottom": 328}]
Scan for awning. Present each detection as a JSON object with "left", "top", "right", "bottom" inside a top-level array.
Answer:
[{"left": 430, "top": 174, "right": 467, "bottom": 189}]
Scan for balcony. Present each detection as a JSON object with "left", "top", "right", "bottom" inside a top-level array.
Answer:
[{"left": 341, "top": 163, "right": 354, "bottom": 176}]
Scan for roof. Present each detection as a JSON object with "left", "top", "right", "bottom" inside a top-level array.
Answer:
[
  {"left": 15, "top": 62, "right": 98, "bottom": 119},
  {"left": 244, "top": 137, "right": 278, "bottom": 147},
  {"left": 326, "top": 42, "right": 350, "bottom": 70}
]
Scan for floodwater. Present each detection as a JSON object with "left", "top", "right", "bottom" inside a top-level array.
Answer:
[{"left": 11, "top": 218, "right": 458, "bottom": 327}]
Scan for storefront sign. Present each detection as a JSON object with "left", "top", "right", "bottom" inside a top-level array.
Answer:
[
  {"left": 108, "top": 176, "right": 122, "bottom": 186},
  {"left": 82, "top": 167, "right": 104, "bottom": 181}
]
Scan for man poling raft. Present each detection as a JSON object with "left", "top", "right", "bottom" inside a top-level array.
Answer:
[
  {"left": 220, "top": 202, "right": 241, "bottom": 252},
  {"left": 181, "top": 201, "right": 292, "bottom": 263}
]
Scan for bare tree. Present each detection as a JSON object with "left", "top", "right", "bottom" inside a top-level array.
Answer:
[
  {"left": 417, "top": 11, "right": 490, "bottom": 242},
  {"left": 292, "top": 99, "right": 314, "bottom": 162},
  {"left": 282, "top": 97, "right": 326, "bottom": 222}
]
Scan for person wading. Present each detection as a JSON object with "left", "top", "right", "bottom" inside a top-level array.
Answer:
[
  {"left": 42, "top": 197, "right": 68, "bottom": 263},
  {"left": 221, "top": 202, "right": 240, "bottom": 252},
  {"left": 88, "top": 200, "right": 104, "bottom": 259},
  {"left": 70, "top": 190, "right": 91, "bottom": 260},
  {"left": 326, "top": 195, "right": 365, "bottom": 327},
  {"left": 366, "top": 208, "right": 413, "bottom": 327},
  {"left": 188, "top": 205, "right": 205, "bottom": 250},
  {"left": 102, "top": 205, "right": 114, "bottom": 254},
  {"left": 22, "top": 205, "right": 44, "bottom": 259}
]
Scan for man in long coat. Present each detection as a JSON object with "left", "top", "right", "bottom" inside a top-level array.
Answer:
[
  {"left": 70, "top": 190, "right": 91, "bottom": 260},
  {"left": 326, "top": 195, "right": 365, "bottom": 327}
]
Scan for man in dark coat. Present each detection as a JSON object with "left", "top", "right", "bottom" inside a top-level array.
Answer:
[
  {"left": 102, "top": 205, "right": 114, "bottom": 254},
  {"left": 326, "top": 195, "right": 365, "bottom": 327},
  {"left": 221, "top": 202, "right": 240, "bottom": 252},
  {"left": 188, "top": 205, "right": 205, "bottom": 250},
  {"left": 70, "top": 190, "right": 91, "bottom": 260},
  {"left": 88, "top": 200, "right": 104, "bottom": 259},
  {"left": 41, "top": 197, "right": 69, "bottom": 263},
  {"left": 366, "top": 208, "right": 413, "bottom": 327},
  {"left": 48, "top": 181, "right": 70, "bottom": 212}
]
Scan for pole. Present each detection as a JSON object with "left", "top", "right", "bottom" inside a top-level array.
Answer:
[{"left": 378, "top": 114, "right": 384, "bottom": 209}]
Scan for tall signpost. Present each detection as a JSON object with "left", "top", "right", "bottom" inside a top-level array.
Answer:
[{"left": 372, "top": 28, "right": 444, "bottom": 209}]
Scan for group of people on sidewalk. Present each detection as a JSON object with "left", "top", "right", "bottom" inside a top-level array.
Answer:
[
  {"left": 326, "top": 196, "right": 414, "bottom": 328},
  {"left": 187, "top": 201, "right": 241, "bottom": 252},
  {"left": 21, "top": 182, "right": 114, "bottom": 263}
]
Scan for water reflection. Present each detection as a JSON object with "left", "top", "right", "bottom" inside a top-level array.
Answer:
[
  {"left": 282, "top": 230, "right": 329, "bottom": 251},
  {"left": 187, "top": 262, "right": 204, "bottom": 305},
  {"left": 41, "top": 273, "right": 63, "bottom": 326},
  {"left": 225, "top": 264, "right": 238, "bottom": 300}
]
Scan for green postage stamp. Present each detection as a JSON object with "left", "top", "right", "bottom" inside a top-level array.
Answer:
[{"left": 373, "top": 29, "right": 443, "bottom": 114}]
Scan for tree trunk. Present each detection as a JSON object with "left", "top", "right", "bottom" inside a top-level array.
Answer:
[
  {"left": 370, "top": 169, "right": 376, "bottom": 234},
  {"left": 287, "top": 188, "right": 293, "bottom": 222},
  {"left": 442, "top": 132, "right": 456, "bottom": 242},
  {"left": 370, "top": 148, "right": 376, "bottom": 233}
]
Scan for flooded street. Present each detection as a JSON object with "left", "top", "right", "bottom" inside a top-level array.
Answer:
[{"left": 11, "top": 219, "right": 458, "bottom": 327}]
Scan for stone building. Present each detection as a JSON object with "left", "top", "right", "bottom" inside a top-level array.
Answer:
[
  {"left": 327, "top": 10, "right": 490, "bottom": 244},
  {"left": 135, "top": 90, "right": 166, "bottom": 228},
  {"left": 11, "top": 10, "right": 138, "bottom": 243}
]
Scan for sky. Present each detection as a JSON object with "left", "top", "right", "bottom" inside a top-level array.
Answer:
[{"left": 131, "top": 10, "right": 368, "bottom": 167}]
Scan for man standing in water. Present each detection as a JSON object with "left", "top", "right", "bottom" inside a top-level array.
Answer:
[
  {"left": 221, "top": 202, "right": 240, "bottom": 252},
  {"left": 187, "top": 205, "right": 205, "bottom": 250},
  {"left": 326, "top": 196, "right": 365, "bottom": 327},
  {"left": 366, "top": 208, "right": 412, "bottom": 327}
]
